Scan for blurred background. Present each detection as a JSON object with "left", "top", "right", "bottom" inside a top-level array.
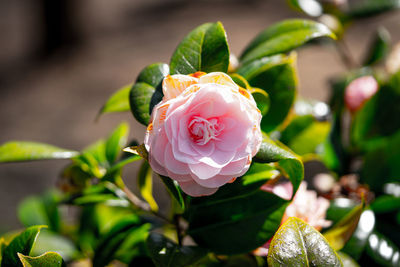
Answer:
[{"left": 0, "top": 0, "right": 399, "bottom": 231}]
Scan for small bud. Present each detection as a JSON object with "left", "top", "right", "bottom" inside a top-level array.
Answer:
[
  {"left": 228, "top": 54, "right": 239, "bottom": 73},
  {"left": 345, "top": 75, "right": 378, "bottom": 112}
]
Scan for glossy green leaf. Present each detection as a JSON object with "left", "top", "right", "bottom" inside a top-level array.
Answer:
[
  {"left": 347, "top": 0, "right": 400, "bottom": 18},
  {"left": 105, "top": 122, "right": 129, "bottom": 164},
  {"left": 287, "top": 0, "right": 323, "bottom": 17},
  {"left": 371, "top": 195, "right": 400, "bottom": 214},
  {"left": 136, "top": 63, "right": 170, "bottom": 88},
  {"left": 92, "top": 216, "right": 143, "bottom": 267},
  {"left": 366, "top": 231, "right": 400, "bottom": 266},
  {"left": 238, "top": 53, "right": 298, "bottom": 132},
  {"left": 324, "top": 201, "right": 364, "bottom": 251},
  {"left": 170, "top": 22, "right": 229, "bottom": 75},
  {"left": 18, "top": 252, "right": 64, "bottom": 267},
  {"left": 146, "top": 233, "right": 207, "bottom": 267},
  {"left": 363, "top": 27, "right": 391, "bottom": 66},
  {"left": 341, "top": 210, "right": 376, "bottom": 260},
  {"left": 0, "top": 142, "right": 78, "bottom": 163},
  {"left": 138, "top": 161, "right": 158, "bottom": 212},
  {"left": 250, "top": 87, "right": 270, "bottom": 116},
  {"left": 230, "top": 73, "right": 251, "bottom": 89},
  {"left": 186, "top": 170, "right": 288, "bottom": 255},
  {"left": 159, "top": 175, "right": 185, "bottom": 210},
  {"left": 2, "top": 225, "right": 46, "bottom": 267},
  {"left": 129, "top": 82, "right": 155, "bottom": 125},
  {"left": 267, "top": 218, "right": 342, "bottom": 267},
  {"left": 326, "top": 198, "right": 358, "bottom": 225},
  {"left": 241, "top": 19, "right": 335, "bottom": 63},
  {"left": 254, "top": 135, "right": 304, "bottom": 198},
  {"left": 98, "top": 83, "right": 131, "bottom": 117}
]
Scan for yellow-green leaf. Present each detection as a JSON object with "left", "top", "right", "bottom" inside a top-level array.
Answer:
[
  {"left": 138, "top": 161, "right": 158, "bottom": 212},
  {"left": 18, "top": 252, "right": 64, "bottom": 267}
]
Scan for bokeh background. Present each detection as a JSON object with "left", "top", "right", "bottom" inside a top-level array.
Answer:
[{"left": 0, "top": 0, "right": 399, "bottom": 231}]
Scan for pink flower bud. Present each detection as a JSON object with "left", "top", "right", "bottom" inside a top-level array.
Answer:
[{"left": 345, "top": 76, "right": 378, "bottom": 112}]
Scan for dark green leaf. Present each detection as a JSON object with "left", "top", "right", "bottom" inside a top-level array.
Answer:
[
  {"left": 170, "top": 22, "right": 229, "bottom": 74},
  {"left": 250, "top": 87, "right": 270, "bottom": 116},
  {"left": 136, "top": 63, "right": 169, "bottom": 88},
  {"left": 366, "top": 231, "right": 400, "bottom": 266},
  {"left": 324, "top": 201, "right": 364, "bottom": 251},
  {"left": 371, "top": 195, "right": 400, "bottom": 214},
  {"left": 347, "top": 0, "right": 400, "bottom": 18},
  {"left": 0, "top": 142, "right": 78, "bottom": 163},
  {"left": 129, "top": 82, "right": 155, "bottom": 125},
  {"left": 98, "top": 83, "right": 132, "bottom": 118},
  {"left": 241, "top": 19, "right": 335, "bottom": 63},
  {"left": 363, "top": 27, "right": 391, "bottom": 66},
  {"left": 238, "top": 53, "right": 298, "bottom": 132},
  {"left": 92, "top": 216, "right": 142, "bottom": 267},
  {"left": 138, "top": 161, "right": 158, "bottom": 212},
  {"left": 159, "top": 175, "right": 185, "bottom": 210},
  {"left": 2, "top": 225, "right": 46, "bottom": 267},
  {"left": 0, "top": 238, "right": 6, "bottom": 266},
  {"left": 267, "top": 217, "right": 342, "bottom": 267},
  {"left": 105, "top": 122, "right": 129, "bottom": 164},
  {"left": 18, "top": 252, "right": 64, "bottom": 267},
  {"left": 146, "top": 233, "right": 207, "bottom": 267},
  {"left": 254, "top": 135, "right": 304, "bottom": 198},
  {"left": 326, "top": 198, "right": 358, "bottom": 225},
  {"left": 186, "top": 170, "right": 288, "bottom": 255}
]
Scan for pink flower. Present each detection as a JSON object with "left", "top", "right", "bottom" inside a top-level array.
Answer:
[
  {"left": 254, "top": 182, "right": 331, "bottom": 256},
  {"left": 345, "top": 76, "right": 378, "bottom": 112},
  {"left": 144, "top": 72, "right": 262, "bottom": 197}
]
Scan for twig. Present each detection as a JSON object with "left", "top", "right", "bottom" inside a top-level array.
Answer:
[
  {"left": 122, "top": 186, "right": 171, "bottom": 223},
  {"left": 174, "top": 214, "right": 183, "bottom": 246}
]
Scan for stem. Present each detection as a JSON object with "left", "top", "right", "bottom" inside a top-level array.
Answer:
[
  {"left": 335, "top": 40, "right": 358, "bottom": 70},
  {"left": 122, "top": 186, "right": 171, "bottom": 223}
]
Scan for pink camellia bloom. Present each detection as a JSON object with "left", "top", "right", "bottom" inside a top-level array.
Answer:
[
  {"left": 254, "top": 181, "right": 331, "bottom": 256},
  {"left": 344, "top": 75, "right": 379, "bottom": 112},
  {"left": 144, "top": 72, "right": 262, "bottom": 197}
]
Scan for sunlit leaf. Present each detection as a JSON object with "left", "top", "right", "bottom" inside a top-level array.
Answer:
[
  {"left": 138, "top": 161, "right": 158, "bottom": 212},
  {"left": 366, "top": 231, "right": 400, "bottom": 266},
  {"left": 170, "top": 22, "right": 229, "bottom": 75},
  {"left": 105, "top": 122, "right": 129, "bottom": 164},
  {"left": 0, "top": 142, "right": 78, "bottom": 163},
  {"left": 267, "top": 218, "right": 342, "bottom": 266},
  {"left": 18, "top": 252, "right": 64, "bottom": 267},
  {"left": 241, "top": 19, "right": 335, "bottom": 63},
  {"left": 2, "top": 226, "right": 46, "bottom": 267},
  {"left": 98, "top": 83, "right": 132, "bottom": 118},
  {"left": 159, "top": 175, "right": 185, "bottom": 210}
]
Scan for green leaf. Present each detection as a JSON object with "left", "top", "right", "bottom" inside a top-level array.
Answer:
[
  {"left": 159, "top": 175, "right": 185, "bottom": 210},
  {"left": 186, "top": 170, "right": 288, "bottom": 255},
  {"left": 146, "top": 233, "right": 207, "bottom": 267},
  {"left": 0, "top": 142, "right": 78, "bottom": 163},
  {"left": 2, "top": 225, "right": 46, "bottom": 267},
  {"left": 347, "top": 0, "right": 400, "bottom": 18},
  {"left": 326, "top": 198, "right": 358, "bottom": 225},
  {"left": 324, "top": 201, "right": 365, "bottom": 251},
  {"left": 366, "top": 231, "right": 400, "bottom": 266},
  {"left": 138, "top": 161, "right": 158, "bottom": 212},
  {"left": 136, "top": 63, "right": 170, "bottom": 88},
  {"left": 170, "top": 22, "right": 229, "bottom": 74},
  {"left": 105, "top": 122, "right": 129, "bottom": 164},
  {"left": 240, "top": 19, "right": 335, "bottom": 63},
  {"left": 287, "top": 0, "right": 323, "bottom": 17},
  {"left": 371, "top": 195, "right": 400, "bottom": 214},
  {"left": 0, "top": 238, "right": 6, "bottom": 265},
  {"left": 250, "top": 87, "right": 270, "bottom": 116},
  {"left": 129, "top": 63, "right": 169, "bottom": 126},
  {"left": 254, "top": 135, "right": 304, "bottom": 198},
  {"left": 238, "top": 53, "right": 298, "bottom": 132},
  {"left": 18, "top": 252, "right": 64, "bottom": 267},
  {"left": 281, "top": 115, "right": 331, "bottom": 155},
  {"left": 129, "top": 82, "right": 155, "bottom": 126},
  {"left": 341, "top": 210, "right": 376, "bottom": 260},
  {"left": 363, "top": 27, "right": 391, "bottom": 66},
  {"left": 92, "top": 216, "right": 143, "bottom": 267},
  {"left": 98, "top": 83, "right": 132, "bottom": 117},
  {"left": 267, "top": 218, "right": 342, "bottom": 267}
]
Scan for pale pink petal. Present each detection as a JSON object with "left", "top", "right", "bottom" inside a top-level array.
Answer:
[
  {"left": 165, "top": 169, "right": 192, "bottom": 182},
  {"left": 162, "top": 74, "right": 198, "bottom": 100},
  {"left": 191, "top": 172, "right": 236, "bottom": 188},
  {"left": 191, "top": 142, "right": 215, "bottom": 157},
  {"left": 188, "top": 162, "right": 221, "bottom": 180},
  {"left": 149, "top": 155, "right": 169, "bottom": 176},
  {"left": 164, "top": 144, "right": 190, "bottom": 175},
  {"left": 151, "top": 128, "right": 169, "bottom": 165},
  {"left": 219, "top": 157, "right": 248, "bottom": 175},
  {"left": 178, "top": 180, "right": 218, "bottom": 197}
]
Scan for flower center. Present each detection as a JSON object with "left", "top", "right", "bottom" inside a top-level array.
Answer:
[{"left": 188, "top": 116, "right": 224, "bottom": 145}]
